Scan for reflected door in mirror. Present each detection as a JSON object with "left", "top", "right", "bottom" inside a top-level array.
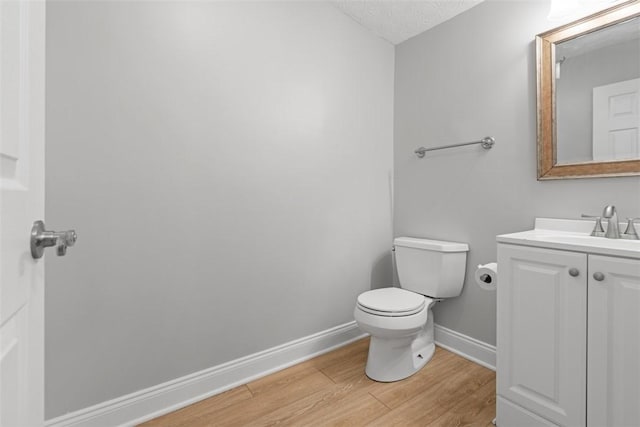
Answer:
[{"left": 593, "top": 78, "right": 640, "bottom": 161}]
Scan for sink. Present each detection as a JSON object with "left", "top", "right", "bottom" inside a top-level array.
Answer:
[
  {"left": 543, "top": 234, "right": 640, "bottom": 249},
  {"left": 543, "top": 235, "right": 600, "bottom": 244},
  {"left": 497, "top": 218, "right": 640, "bottom": 259}
]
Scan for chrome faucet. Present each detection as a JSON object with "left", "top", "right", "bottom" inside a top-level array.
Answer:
[{"left": 602, "top": 205, "right": 620, "bottom": 239}]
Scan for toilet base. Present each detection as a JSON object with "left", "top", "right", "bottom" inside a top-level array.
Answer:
[{"left": 364, "top": 314, "right": 435, "bottom": 382}]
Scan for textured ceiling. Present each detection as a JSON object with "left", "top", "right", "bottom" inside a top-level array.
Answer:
[{"left": 332, "top": 0, "right": 485, "bottom": 45}]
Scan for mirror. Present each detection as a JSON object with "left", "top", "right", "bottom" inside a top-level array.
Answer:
[{"left": 537, "top": 0, "right": 640, "bottom": 179}]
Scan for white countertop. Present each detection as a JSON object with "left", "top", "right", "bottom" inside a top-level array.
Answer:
[{"left": 497, "top": 218, "right": 640, "bottom": 259}]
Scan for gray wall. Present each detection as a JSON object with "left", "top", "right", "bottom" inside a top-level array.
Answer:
[
  {"left": 45, "top": 1, "right": 394, "bottom": 418},
  {"left": 394, "top": 0, "right": 640, "bottom": 346},
  {"left": 557, "top": 39, "right": 640, "bottom": 163}
]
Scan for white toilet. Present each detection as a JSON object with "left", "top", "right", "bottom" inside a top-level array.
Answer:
[{"left": 354, "top": 237, "right": 469, "bottom": 382}]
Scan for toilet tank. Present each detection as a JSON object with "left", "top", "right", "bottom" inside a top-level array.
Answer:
[{"left": 394, "top": 237, "right": 469, "bottom": 298}]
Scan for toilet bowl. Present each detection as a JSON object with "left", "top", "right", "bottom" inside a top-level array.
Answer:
[
  {"left": 354, "top": 237, "right": 468, "bottom": 382},
  {"left": 354, "top": 287, "right": 437, "bottom": 382}
]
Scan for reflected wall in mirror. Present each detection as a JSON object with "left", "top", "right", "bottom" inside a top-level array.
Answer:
[{"left": 537, "top": 0, "right": 640, "bottom": 179}]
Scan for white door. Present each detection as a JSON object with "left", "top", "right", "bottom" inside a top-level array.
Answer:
[
  {"left": 497, "top": 244, "right": 587, "bottom": 427},
  {"left": 593, "top": 78, "right": 640, "bottom": 161},
  {"left": 0, "top": 1, "right": 46, "bottom": 426},
  {"left": 587, "top": 255, "right": 640, "bottom": 427}
]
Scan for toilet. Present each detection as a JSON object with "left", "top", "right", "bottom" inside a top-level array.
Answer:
[{"left": 354, "top": 237, "right": 469, "bottom": 382}]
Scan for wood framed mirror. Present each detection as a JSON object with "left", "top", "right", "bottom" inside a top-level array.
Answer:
[{"left": 537, "top": 0, "right": 640, "bottom": 180}]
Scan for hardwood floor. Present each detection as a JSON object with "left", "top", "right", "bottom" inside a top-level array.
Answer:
[{"left": 140, "top": 338, "right": 496, "bottom": 426}]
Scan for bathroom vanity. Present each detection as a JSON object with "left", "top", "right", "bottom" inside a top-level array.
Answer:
[{"left": 496, "top": 218, "right": 640, "bottom": 427}]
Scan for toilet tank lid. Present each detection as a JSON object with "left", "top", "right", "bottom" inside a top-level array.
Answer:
[{"left": 394, "top": 237, "right": 469, "bottom": 252}]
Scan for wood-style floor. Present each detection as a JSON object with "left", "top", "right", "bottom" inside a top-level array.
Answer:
[{"left": 141, "top": 338, "right": 496, "bottom": 426}]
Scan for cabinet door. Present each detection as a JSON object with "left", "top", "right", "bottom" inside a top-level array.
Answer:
[
  {"left": 497, "top": 244, "right": 587, "bottom": 426},
  {"left": 587, "top": 255, "right": 640, "bottom": 427}
]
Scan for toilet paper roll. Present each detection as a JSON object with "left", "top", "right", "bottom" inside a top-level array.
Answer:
[{"left": 475, "top": 262, "right": 498, "bottom": 291}]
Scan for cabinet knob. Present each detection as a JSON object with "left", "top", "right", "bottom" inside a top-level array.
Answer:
[
  {"left": 593, "top": 272, "right": 605, "bottom": 281},
  {"left": 568, "top": 268, "right": 580, "bottom": 277}
]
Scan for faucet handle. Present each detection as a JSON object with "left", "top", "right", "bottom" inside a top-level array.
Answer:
[
  {"left": 581, "top": 214, "right": 605, "bottom": 237},
  {"left": 622, "top": 218, "right": 640, "bottom": 240}
]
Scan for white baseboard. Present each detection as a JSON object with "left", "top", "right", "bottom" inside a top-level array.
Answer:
[
  {"left": 45, "top": 321, "right": 494, "bottom": 427},
  {"left": 46, "top": 321, "right": 366, "bottom": 427},
  {"left": 434, "top": 323, "right": 496, "bottom": 371}
]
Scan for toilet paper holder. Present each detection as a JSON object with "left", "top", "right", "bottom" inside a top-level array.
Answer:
[
  {"left": 475, "top": 262, "right": 498, "bottom": 291},
  {"left": 478, "top": 272, "right": 493, "bottom": 284}
]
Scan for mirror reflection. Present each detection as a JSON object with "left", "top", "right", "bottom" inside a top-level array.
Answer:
[{"left": 555, "top": 16, "right": 640, "bottom": 165}]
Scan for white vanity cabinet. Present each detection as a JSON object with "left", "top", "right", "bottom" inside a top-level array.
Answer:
[{"left": 496, "top": 219, "right": 640, "bottom": 427}]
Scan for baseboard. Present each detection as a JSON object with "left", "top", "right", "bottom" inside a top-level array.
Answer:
[
  {"left": 434, "top": 323, "right": 496, "bottom": 371},
  {"left": 45, "top": 321, "right": 366, "bottom": 427}
]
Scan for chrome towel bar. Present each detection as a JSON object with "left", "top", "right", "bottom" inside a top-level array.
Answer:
[{"left": 414, "top": 136, "right": 495, "bottom": 158}]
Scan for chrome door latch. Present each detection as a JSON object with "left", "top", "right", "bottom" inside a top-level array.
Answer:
[{"left": 30, "top": 220, "right": 77, "bottom": 259}]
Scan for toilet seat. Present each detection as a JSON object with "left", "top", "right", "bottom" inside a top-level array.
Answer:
[{"left": 357, "top": 288, "right": 430, "bottom": 317}]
